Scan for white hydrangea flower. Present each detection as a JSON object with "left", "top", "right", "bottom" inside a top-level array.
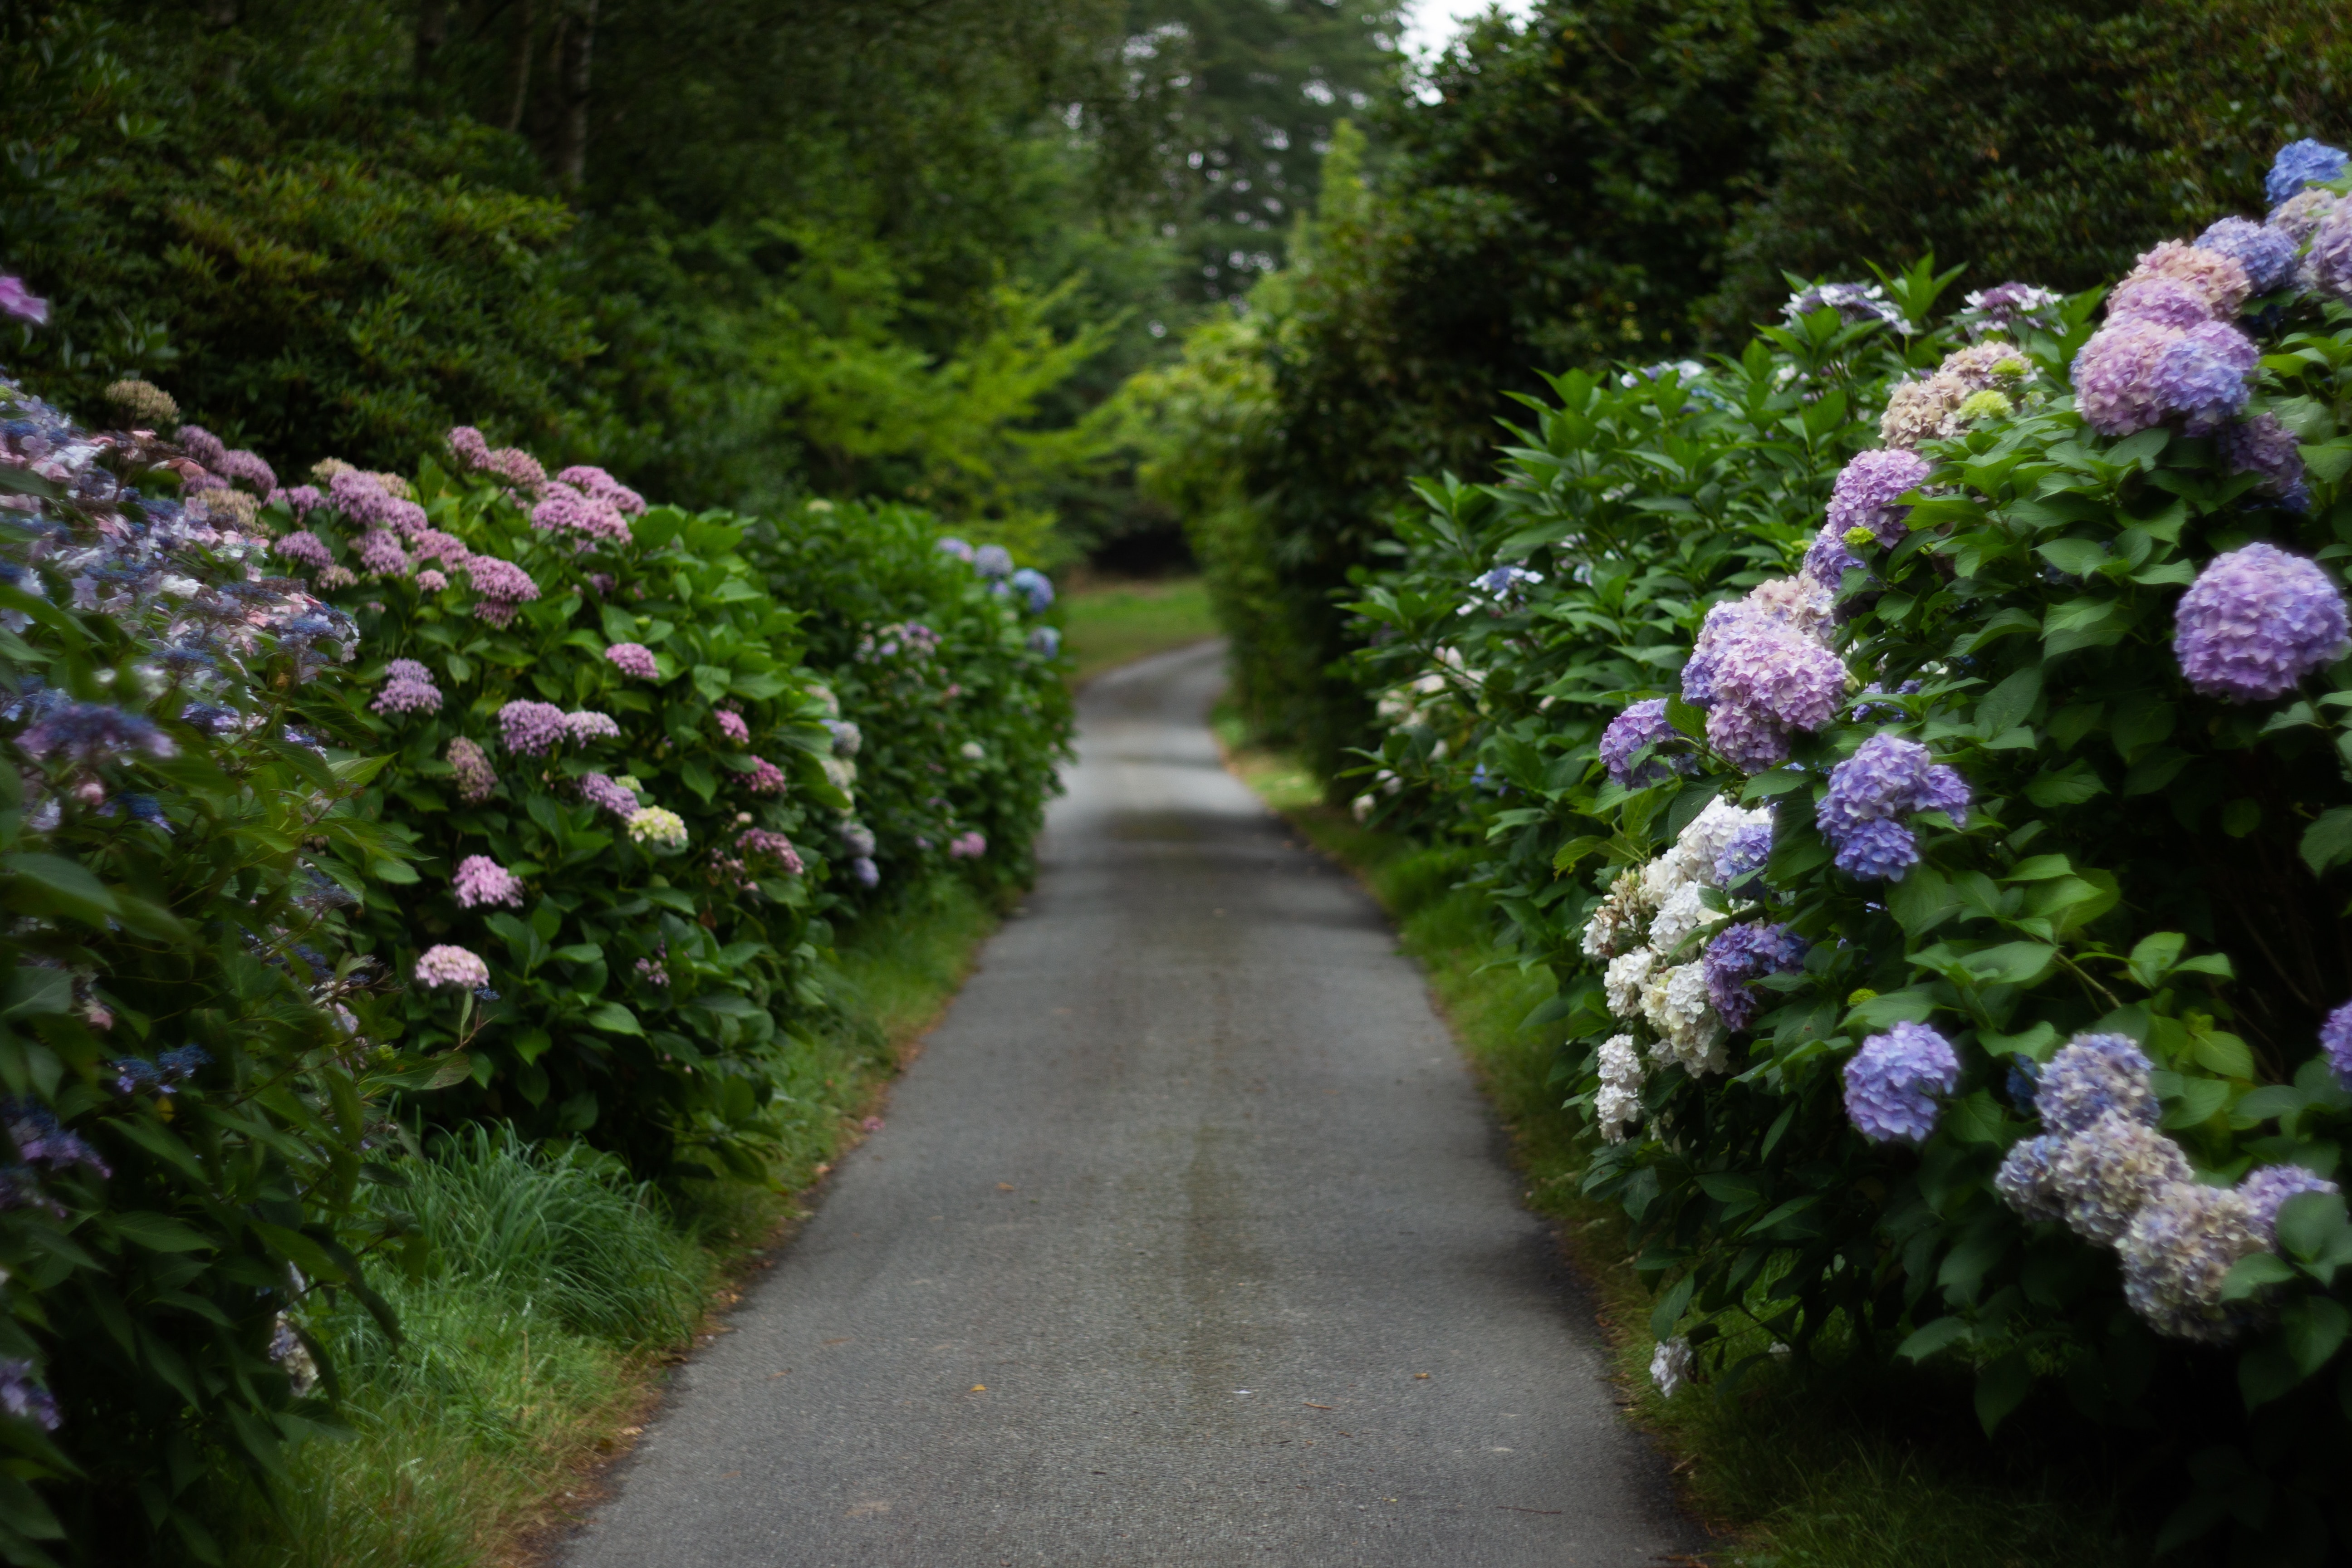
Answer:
[
  {"left": 1672, "top": 796, "right": 1775, "bottom": 888},
  {"left": 1642, "top": 962, "right": 1727, "bottom": 1075},
  {"left": 1650, "top": 1336, "right": 1693, "bottom": 1397},
  {"left": 1647, "top": 880, "right": 1716, "bottom": 961},
  {"left": 1595, "top": 1034, "right": 1644, "bottom": 1144},
  {"left": 1604, "top": 947, "right": 1657, "bottom": 1019},
  {"left": 1582, "top": 870, "right": 1657, "bottom": 960}
]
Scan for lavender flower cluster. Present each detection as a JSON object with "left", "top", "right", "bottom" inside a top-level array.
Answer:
[
  {"left": 1814, "top": 734, "right": 1969, "bottom": 882},
  {"left": 1598, "top": 698, "right": 1694, "bottom": 788},
  {"left": 2171, "top": 541, "right": 2347, "bottom": 702},
  {"left": 1806, "top": 449, "right": 1931, "bottom": 588},
  {"left": 1842, "top": 1021, "right": 1960, "bottom": 1144},
  {"left": 1679, "top": 577, "right": 1844, "bottom": 772}
]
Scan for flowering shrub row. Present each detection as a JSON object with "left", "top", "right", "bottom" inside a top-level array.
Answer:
[
  {"left": 0, "top": 282, "right": 1070, "bottom": 1559},
  {"left": 1348, "top": 145, "right": 2352, "bottom": 1560}
]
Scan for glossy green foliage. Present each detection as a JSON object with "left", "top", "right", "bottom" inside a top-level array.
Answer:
[{"left": 1349, "top": 263, "right": 2352, "bottom": 1556}]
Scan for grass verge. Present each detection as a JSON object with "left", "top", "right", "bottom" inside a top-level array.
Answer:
[
  {"left": 212, "top": 875, "right": 1003, "bottom": 1568},
  {"left": 1058, "top": 575, "right": 1215, "bottom": 684},
  {"left": 1216, "top": 715, "right": 2152, "bottom": 1568}
]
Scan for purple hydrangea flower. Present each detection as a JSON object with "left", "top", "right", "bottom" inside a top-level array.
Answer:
[
  {"left": 973, "top": 544, "right": 1014, "bottom": 579},
  {"left": 1684, "top": 609, "right": 1846, "bottom": 774},
  {"left": 2072, "top": 318, "right": 2175, "bottom": 437},
  {"left": 563, "top": 710, "right": 620, "bottom": 742},
  {"left": 1009, "top": 567, "right": 1055, "bottom": 612},
  {"left": 1852, "top": 679, "right": 1923, "bottom": 722},
  {"left": 1962, "top": 281, "right": 2063, "bottom": 334},
  {"left": 1599, "top": 698, "right": 1694, "bottom": 787},
  {"left": 1783, "top": 281, "right": 1911, "bottom": 332},
  {"left": 497, "top": 700, "right": 569, "bottom": 756},
  {"left": 446, "top": 426, "right": 490, "bottom": 469},
  {"left": 2173, "top": 542, "right": 2349, "bottom": 701},
  {"left": 1830, "top": 818, "right": 1918, "bottom": 880},
  {"left": 452, "top": 854, "right": 524, "bottom": 909},
  {"left": 1803, "top": 523, "right": 1865, "bottom": 588},
  {"left": 0, "top": 278, "right": 49, "bottom": 327},
  {"left": 1827, "top": 449, "right": 1932, "bottom": 551},
  {"left": 3, "top": 1100, "right": 109, "bottom": 1177},
  {"left": 1816, "top": 734, "right": 1969, "bottom": 879},
  {"left": 447, "top": 737, "right": 497, "bottom": 804},
  {"left": 2196, "top": 216, "right": 2299, "bottom": 296},
  {"left": 2266, "top": 138, "right": 2349, "bottom": 206},
  {"left": 2152, "top": 321, "right": 2260, "bottom": 435},
  {"left": 464, "top": 558, "right": 539, "bottom": 626},
  {"left": 1715, "top": 820, "right": 1773, "bottom": 886},
  {"left": 273, "top": 530, "right": 333, "bottom": 572},
  {"left": 372, "top": 676, "right": 441, "bottom": 716},
  {"left": 936, "top": 537, "right": 975, "bottom": 563},
  {"left": 1843, "top": 1020, "right": 1960, "bottom": 1144},
  {"left": 2220, "top": 413, "right": 2312, "bottom": 511},
  {"left": 605, "top": 642, "right": 659, "bottom": 680},
  {"left": 2237, "top": 1164, "right": 2339, "bottom": 1245},
  {"left": 554, "top": 464, "right": 647, "bottom": 516},
  {"left": 2325, "top": 998, "right": 2352, "bottom": 1089},
  {"left": 0, "top": 1361, "right": 59, "bottom": 1431},
  {"left": 2051, "top": 1110, "right": 2191, "bottom": 1244},
  {"left": 2105, "top": 275, "right": 2217, "bottom": 328},
  {"left": 2036, "top": 1033, "right": 2157, "bottom": 1135},
  {"left": 2310, "top": 209, "right": 2352, "bottom": 304},
  {"left": 579, "top": 772, "right": 639, "bottom": 818},
  {"left": 849, "top": 855, "right": 880, "bottom": 888},
  {"left": 1994, "top": 1133, "right": 2067, "bottom": 1223},
  {"left": 1702, "top": 921, "right": 1808, "bottom": 1031},
  {"left": 737, "top": 828, "right": 804, "bottom": 874}
]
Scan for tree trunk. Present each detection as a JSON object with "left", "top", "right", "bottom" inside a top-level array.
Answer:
[
  {"left": 551, "top": 0, "right": 598, "bottom": 191},
  {"left": 502, "top": 0, "right": 535, "bottom": 133}
]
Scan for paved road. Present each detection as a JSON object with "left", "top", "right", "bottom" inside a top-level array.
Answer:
[{"left": 564, "top": 641, "right": 1698, "bottom": 1567}]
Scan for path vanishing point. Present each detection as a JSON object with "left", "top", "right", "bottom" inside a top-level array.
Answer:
[{"left": 562, "top": 640, "right": 1700, "bottom": 1566}]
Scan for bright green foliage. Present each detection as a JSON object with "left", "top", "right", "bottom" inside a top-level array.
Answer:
[
  {"left": 0, "top": 383, "right": 421, "bottom": 1563},
  {"left": 1348, "top": 247, "right": 2352, "bottom": 1555},
  {"left": 745, "top": 501, "right": 1074, "bottom": 902}
]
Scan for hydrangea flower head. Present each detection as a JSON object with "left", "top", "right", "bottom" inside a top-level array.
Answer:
[
  {"left": 1994, "top": 1133, "right": 2067, "bottom": 1223},
  {"left": 849, "top": 855, "right": 880, "bottom": 888},
  {"left": 2120, "top": 1181, "right": 2269, "bottom": 1343},
  {"left": 274, "top": 531, "right": 332, "bottom": 572},
  {"left": 1029, "top": 625, "right": 1062, "bottom": 658},
  {"left": 2072, "top": 317, "right": 2178, "bottom": 437},
  {"left": 452, "top": 855, "right": 524, "bottom": 909},
  {"left": 554, "top": 464, "right": 647, "bottom": 517},
  {"left": 18, "top": 703, "right": 176, "bottom": 767},
  {"left": 936, "top": 537, "right": 975, "bottom": 564},
  {"left": 2265, "top": 138, "right": 2349, "bottom": 206},
  {"left": 1650, "top": 1337, "right": 1694, "bottom": 1397},
  {"left": 1009, "top": 567, "right": 1054, "bottom": 612},
  {"left": 2107, "top": 276, "right": 2215, "bottom": 328},
  {"left": 530, "top": 482, "right": 632, "bottom": 542},
  {"left": 2219, "top": 413, "right": 2311, "bottom": 511},
  {"left": 605, "top": 642, "right": 659, "bottom": 680},
  {"left": 484, "top": 447, "right": 545, "bottom": 494},
  {"left": 372, "top": 671, "right": 442, "bottom": 715},
  {"left": 1804, "top": 523, "right": 1865, "bottom": 588},
  {"left": 0, "top": 277, "right": 50, "bottom": 326},
  {"left": 2269, "top": 187, "right": 2342, "bottom": 245},
  {"left": 2173, "top": 542, "right": 2348, "bottom": 701},
  {"left": 416, "top": 569, "right": 448, "bottom": 593},
  {"left": 739, "top": 758, "right": 787, "bottom": 795},
  {"left": 948, "top": 831, "right": 988, "bottom": 859},
  {"left": 2196, "top": 216, "right": 2299, "bottom": 295},
  {"left": 1782, "top": 281, "right": 1911, "bottom": 332},
  {"left": 446, "top": 426, "right": 490, "bottom": 469},
  {"left": 2324, "top": 998, "right": 2352, "bottom": 1089},
  {"left": 2237, "top": 1164, "right": 2339, "bottom": 1245},
  {"left": 497, "top": 700, "right": 569, "bottom": 756},
  {"left": 1714, "top": 820, "right": 1774, "bottom": 887},
  {"left": 2050, "top": 1110, "right": 2190, "bottom": 1244},
  {"left": 2036, "top": 1033, "right": 2157, "bottom": 1134},
  {"left": 0, "top": 1362, "right": 59, "bottom": 1431},
  {"left": 1842, "top": 1021, "right": 1960, "bottom": 1144},
  {"left": 446, "top": 737, "right": 496, "bottom": 804},
  {"left": 973, "top": 544, "right": 1014, "bottom": 578},
  {"left": 464, "top": 558, "right": 539, "bottom": 626},
  {"left": 2151, "top": 321, "right": 2259, "bottom": 435},
  {"left": 1961, "top": 281, "right": 2062, "bottom": 335},
  {"left": 1599, "top": 699, "right": 1694, "bottom": 788},
  {"left": 626, "top": 807, "right": 687, "bottom": 848},
  {"left": 1702, "top": 921, "right": 1808, "bottom": 1031},
  {"left": 564, "top": 710, "right": 620, "bottom": 742},
  {"left": 357, "top": 529, "right": 411, "bottom": 577},
  {"left": 2308, "top": 209, "right": 2352, "bottom": 304},
  {"left": 579, "top": 772, "right": 639, "bottom": 818},
  {"left": 715, "top": 710, "right": 750, "bottom": 745},
  {"left": 415, "top": 945, "right": 490, "bottom": 990},
  {"left": 1827, "top": 449, "right": 1932, "bottom": 549},
  {"left": 736, "top": 828, "right": 804, "bottom": 874},
  {"left": 2117, "top": 240, "right": 2250, "bottom": 320}
]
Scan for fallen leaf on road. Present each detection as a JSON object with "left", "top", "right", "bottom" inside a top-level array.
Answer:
[
  {"left": 1414, "top": 1372, "right": 1431, "bottom": 1380},
  {"left": 997, "top": 1182, "right": 1015, "bottom": 1191},
  {"left": 1303, "top": 1401, "right": 1332, "bottom": 1409},
  {"left": 971, "top": 1385, "right": 987, "bottom": 1392}
]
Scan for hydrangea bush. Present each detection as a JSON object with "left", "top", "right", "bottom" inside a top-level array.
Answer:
[
  {"left": 0, "top": 374, "right": 420, "bottom": 1562},
  {"left": 1348, "top": 150, "right": 2352, "bottom": 1558}
]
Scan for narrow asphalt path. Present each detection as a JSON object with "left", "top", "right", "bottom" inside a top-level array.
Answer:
[{"left": 564, "top": 641, "right": 1698, "bottom": 1566}]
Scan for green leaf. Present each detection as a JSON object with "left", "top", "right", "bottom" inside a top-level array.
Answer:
[
  {"left": 2187, "top": 1029, "right": 2254, "bottom": 1079},
  {"left": 2276, "top": 1191, "right": 2349, "bottom": 1266},
  {"left": 422, "top": 1053, "right": 474, "bottom": 1091},
  {"left": 368, "top": 858, "right": 421, "bottom": 886},
  {"left": 2024, "top": 761, "right": 2105, "bottom": 808},
  {"left": 1943, "top": 1090, "right": 2007, "bottom": 1146},
  {"left": 2127, "top": 931, "right": 2186, "bottom": 988},
  {"left": 1, "top": 853, "right": 118, "bottom": 926},
  {"left": 2280, "top": 1295, "right": 2350, "bottom": 1377},
  {"left": 585, "top": 1002, "right": 644, "bottom": 1036},
  {"left": 691, "top": 664, "right": 734, "bottom": 705},
  {"left": 1960, "top": 942, "right": 2058, "bottom": 987},
  {"left": 2301, "top": 807, "right": 2352, "bottom": 876},
  {"left": 2003, "top": 854, "right": 2073, "bottom": 882},
  {"left": 1896, "top": 1316, "right": 1972, "bottom": 1362},
  {"left": 110, "top": 1213, "right": 214, "bottom": 1254},
  {"left": 2219, "top": 1251, "right": 2296, "bottom": 1301},
  {"left": 2159, "top": 1077, "right": 2229, "bottom": 1128},
  {"left": 1976, "top": 668, "right": 2043, "bottom": 736},
  {"left": 2035, "top": 538, "right": 2109, "bottom": 577},
  {"left": 1974, "top": 1350, "right": 2033, "bottom": 1435}
]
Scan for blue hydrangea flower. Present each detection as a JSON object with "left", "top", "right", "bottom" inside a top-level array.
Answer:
[
  {"left": 2325, "top": 997, "right": 2352, "bottom": 1089},
  {"left": 1851, "top": 680, "right": 1921, "bottom": 723},
  {"left": 15, "top": 701, "right": 176, "bottom": 766},
  {"left": 1714, "top": 820, "right": 1773, "bottom": 887},
  {"left": 1816, "top": 734, "right": 1969, "bottom": 880},
  {"left": 2195, "top": 216, "right": 2299, "bottom": 295},
  {"left": 1598, "top": 698, "right": 1694, "bottom": 788},
  {"left": 2173, "top": 541, "right": 2349, "bottom": 701},
  {"left": 1028, "top": 625, "right": 1061, "bottom": 658},
  {"left": 2120, "top": 1180, "right": 2269, "bottom": 1343},
  {"left": 850, "top": 856, "right": 880, "bottom": 889},
  {"left": 1, "top": 1099, "right": 109, "bottom": 1177},
  {"left": 2265, "top": 138, "right": 2349, "bottom": 206},
  {"left": 1830, "top": 817, "right": 1918, "bottom": 880},
  {"left": 2050, "top": 1111, "right": 2190, "bottom": 1244},
  {"left": 1702, "top": 921, "right": 1808, "bottom": 1031},
  {"left": 972, "top": 544, "right": 1014, "bottom": 579},
  {"left": 2035, "top": 1033, "right": 2156, "bottom": 1135},
  {"left": 1994, "top": 1132, "right": 2066, "bottom": 1222},
  {"left": 2003, "top": 1056, "right": 2040, "bottom": 1115},
  {"left": 0, "top": 1360, "right": 59, "bottom": 1431},
  {"left": 935, "top": 537, "right": 975, "bottom": 563},
  {"left": 1843, "top": 1021, "right": 1960, "bottom": 1144},
  {"left": 1826, "top": 449, "right": 1932, "bottom": 549},
  {"left": 2237, "top": 1163, "right": 2339, "bottom": 1245},
  {"left": 1009, "top": 567, "right": 1054, "bottom": 612},
  {"left": 2151, "top": 321, "right": 2259, "bottom": 435},
  {"left": 1803, "top": 523, "right": 1864, "bottom": 588}
]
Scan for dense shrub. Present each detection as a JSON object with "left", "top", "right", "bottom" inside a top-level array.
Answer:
[
  {"left": 745, "top": 500, "right": 1073, "bottom": 906},
  {"left": 0, "top": 377, "right": 417, "bottom": 1562},
  {"left": 1348, "top": 154, "right": 2352, "bottom": 1558}
]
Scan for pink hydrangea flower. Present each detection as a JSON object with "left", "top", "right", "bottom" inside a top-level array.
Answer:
[
  {"left": 216, "top": 449, "right": 277, "bottom": 494},
  {"left": 416, "top": 568, "right": 449, "bottom": 593},
  {"left": 274, "top": 530, "right": 332, "bottom": 571},
  {"left": 410, "top": 529, "right": 471, "bottom": 566},
  {"left": 0, "top": 276, "right": 49, "bottom": 325},
  {"left": 564, "top": 710, "right": 620, "bottom": 741},
  {"left": 357, "top": 530, "right": 410, "bottom": 576},
  {"left": 736, "top": 828, "right": 804, "bottom": 874},
  {"left": 738, "top": 758, "right": 787, "bottom": 795},
  {"left": 452, "top": 854, "right": 525, "bottom": 909},
  {"left": 715, "top": 710, "right": 750, "bottom": 744},
  {"left": 530, "top": 482, "right": 632, "bottom": 542},
  {"left": 327, "top": 468, "right": 394, "bottom": 527},
  {"left": 555, "top": 465, "right": 647, "bottom": 517},
  {"left": 414, "top": 944, "right": 490, "bottom": 990},
  {"left": 179, "top": 425, "right": 227, "bottom": 469},
  {"left": 947, "top": 831, "right": 987, "bottom": 859},
  {"left": 485, "top": 448, "right": 545, "bottom": 494},
  {"left": 499, "top": 700, "right": 570, "bottom": 755},
  {"left": 372, "top": 673, "right": 442, "bottom": 715},
  {"left": 267, "top": 484, "right": 323, "bottom": 516},
  {"left": 605, "top": 642, "right": 658, "bottom": 679},
  {"left": 465, "top": 558, "right": 539, "bottom": 627},
  {"left": 446, "top": 426, "right": 490, "bottom": 470}
]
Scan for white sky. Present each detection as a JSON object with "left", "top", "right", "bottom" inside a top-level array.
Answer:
[{"left": 1399, "top": 0, "right": 1534, "bottom": 59}]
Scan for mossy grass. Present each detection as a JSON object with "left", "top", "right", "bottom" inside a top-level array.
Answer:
[
  {"left": 1059, "top": 575, "right": 1216, "bottom": 685},
  {"left": 210, "top": 873, "right": 1004, "bottom": 1566},
  {"left": 1216, "top": 713, "right": 2157, "bottom": 1568}
]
